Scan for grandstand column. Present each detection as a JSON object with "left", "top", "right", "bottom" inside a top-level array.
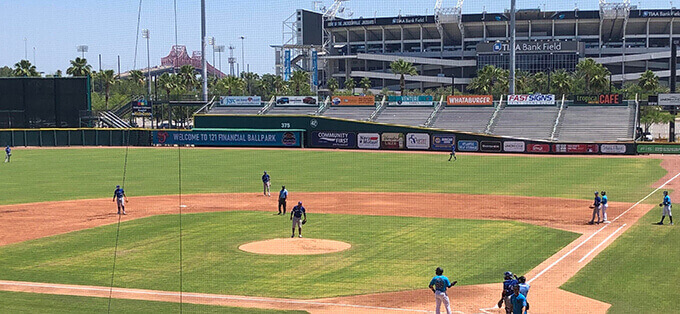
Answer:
[
  {"left": 420, "top": 25, "right": 424, "bottom": 53},
  {"left": 400, "top": 26, "right": 405, "bottom": 52},
  {"left": 646, "top": 18, "right": 649, "bottom": 48},
  {"left": 670, "top": 42, "right": 677, "bottom": 142},
  {"left": 381, "top": 27, "right": 386, "bottom": 53}
]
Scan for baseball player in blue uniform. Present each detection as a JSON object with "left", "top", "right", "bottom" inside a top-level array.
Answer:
[
  {"left": 113, "top": 185, "right": 127, "bottom": 215},
  {"left": 498, "top": 271, "right": 518, "bottom": 314},
  {"left": 290, "top": 201, "right": 306, "bottom": 237},
  {"left": 278, "top": 186, "right": 288, "bottom": 215},
  {"left": 510, "top": 285, "right": 529, "bottom": 314},
  {"left": 4, "top": 145, "right": 11, "bottom": 163},
  {"left": 657, "top": 191, "right": 673, "bottom": 225},
  {"left": 448, "top": 143, "right": 456, "bottom": 162},
  {"left": 262, "top": 171, "right": 271, "bottom": 197},
  {"left": 588, "top": 191, "right": 601, "bottom": 225},
  {"left": 428, "top": 267, "right": 457, "bottom": 314},
  {"left": 601, "top": 191, "right": 610, "bottom": 223}
]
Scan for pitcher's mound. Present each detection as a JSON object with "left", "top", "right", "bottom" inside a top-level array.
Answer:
[{"left": 239, "top": 238, "right": 351, "bottom": 255}]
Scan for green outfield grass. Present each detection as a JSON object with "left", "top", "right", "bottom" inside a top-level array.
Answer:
[
  {"left": 0, "top": 211, "right": 577, "bottom": 299},
  {"left": 0, "top": 290, "right": 306, "bottom": 313},
  {"left": 562, "top": 207, "right": 680, "bottom": 313},
  {"left": 0, "top": 148, "right": 665, "bottom": 204}
]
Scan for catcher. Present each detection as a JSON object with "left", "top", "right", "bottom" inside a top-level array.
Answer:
[{"left": 290, "top": 201, "right": 307, "bottom": 238}]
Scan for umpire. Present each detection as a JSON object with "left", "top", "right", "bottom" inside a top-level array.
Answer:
[{"left": 278, "top": 186, "right": 288, "bottom": 215}]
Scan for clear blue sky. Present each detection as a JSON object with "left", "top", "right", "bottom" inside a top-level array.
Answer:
[{"left": 0, "top": 0, "right": 671, "bottom": 75}]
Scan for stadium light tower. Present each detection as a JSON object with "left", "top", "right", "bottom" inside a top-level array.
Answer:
[
  {"left": 201, "top": 0, "right": 208, "bottom": 102},
  {"left": 142, "top": 29, "right": 151, "bottom": 99},
  {"left": 215, "top": 45, "right": 225, "bottom": 74},
  {"left": 209, "top": 37, "right": 216, "bottom": 73},
  {"left": 509, "top": 0, "right": 516, "bottom": 94},
  {"left": 77, "top": 45, "right": 89, "bottom": 59},
  {"left": 240, "top": 36, "right": 245, "bottom": 77}
]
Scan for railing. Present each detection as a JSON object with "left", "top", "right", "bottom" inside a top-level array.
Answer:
[
  {"left": 315, "top": 97, "right": 330, "bottom": 116},
  {"left": 633, "top": 93, "right": 640, "bottom": 140},
  {"left": 550, "top": 94, "right": 566, "bottom": 141},
  {"left": 193, "top": 96, "right": 217, "bottom": 115},
  {"left": 424, "top": 95, "right": 445, "bottom": 127},
  {"left": 368, "top": 96, "right": 387, "bottom": 121},
  {"left": 484, "top": 95, "right": 503, "bottom": 134},
  {"left": 257, "top": 96, "right": 275, "bottom": 115}
]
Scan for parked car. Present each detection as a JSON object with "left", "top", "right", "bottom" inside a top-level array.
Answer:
[
  {"left": 276, "top": 97, "right": 289, "bottom": 104},
  {"left": 303, "top": 96, "right": 317, "bottom": 105}
]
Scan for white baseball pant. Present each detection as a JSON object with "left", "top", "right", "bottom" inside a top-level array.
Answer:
[{"left": 434, "top": 290, "right": 451, "bottom": 314}]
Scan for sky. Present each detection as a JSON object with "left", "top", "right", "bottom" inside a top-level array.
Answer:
[{"left": 0, "top": 0, "right": 673, "bottom": 75}]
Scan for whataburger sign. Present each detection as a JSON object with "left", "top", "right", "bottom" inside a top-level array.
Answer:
[{"left": 447, "top": 95, "right": 493, "bottom": 106}]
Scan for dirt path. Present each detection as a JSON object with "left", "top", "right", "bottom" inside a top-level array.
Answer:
[{"left": 0, "top": 155, "right": 678, "bottom": 313}]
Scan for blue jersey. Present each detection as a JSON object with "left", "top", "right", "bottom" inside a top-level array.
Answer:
[
  {"left": 503, "top": 279, "right": 518, "bottom": 297},
  {"left": 451, "top": 144, "right": 456, "bottom": 153},
  {"left": 594, "top": 196, "right": 601, "bottom": 207},
  {"left": 292, "top": 205, "right": 305, "bottom": 218},
  {"left": 601, "top": 195, "right": 608, "bottom": 205},
  {"left": 114, "top": 188, "right": 125, "bottom": 199},
  {"left": 279, "top": 189, "right": 288, "bottom": 199},
  {"left": 511, "top": 293, "right": 527, "bottom": 314},
  {"left": 664, "top": 195, "right": 671, "bottom": 206},
  {"left": 262, "top": 174, "right": 270, "bottom": 183},
  {"left": 5, "top": 146, "right": 10, "bottom": 154},
  {"left": 429, "top": 275, "right": 451, "bottom": 292}
]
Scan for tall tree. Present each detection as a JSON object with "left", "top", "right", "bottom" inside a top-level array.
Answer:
[
  {"left": 390, "top": 59, "right": 418, "bottom": 96},
  {"left": 157, "top": 73, "right": 179, "bottom": 100},
  {"left": 66, "top": 57, "right": 92, "bottom": 77},
  {"left": 467, "top": 65, "right": 507, "bottom": 98},
  {"left": 1, "top": 66, "right": 15, "bottom": 77},
  {"left": 360, "top": 77, "right": 372, "bottom": 95},
  {"left": 97, "top": 70, "right": 118, "bottom": 110},
  {"left": 13, "top": 60, "right": 39, "bottom": 77},
  {"left": 242, "top": 72, "right": 260, "bottom": 95},
  {"left": 344, "top": 77, "right": 356, "bottom": 94},
  {"left": 289, "top": 70, "right": 310, "bottom": 95},
  {"left": 327, "top": 78, "right": 339, "bottom": 95},
  {"left": 129, "top": 70, "right": 145, "bottom": 87},
  {"left": 515, "top": 71, "right": 531, "bottom": 94},
  {"left": 530, "top": 72, "right": 549, "bottom": 94},
  {"left": 638, "top": 70, "right": 659, "bottom": 93},
  {"left": 550, "top": 69, "right": 574, "bottom": 97},
  {"left": 576, "top": 58, "right": 610, "bottom": 94},
  {"left": 216, "top": 76, "right": 246, "bottom": 96},
  {"left": 178, "top": 65, "right": 198, "bottom": 93}
]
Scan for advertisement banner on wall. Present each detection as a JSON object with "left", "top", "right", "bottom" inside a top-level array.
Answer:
[
  {"left": 284, "top": 50, "right": 291, "bottom": 81},
  {"left": 600, "top": 144, "right": 627, "bottom": 154},
  {"left": 503, "top": 141, "right": 526, "bottom": 152},
  {"left": 219, "top": 96, "right": 262, "bottom": 106},
  {"left": 507, "top": 94, "right": 555, "bottom": 105},
  {"left": 131, "top": 100, "right": 152, "bottom": 116},
  {"left": 153, "top": 130, "right": 301, "bottom": 147},
  {"left": 431, "top": 134, "right": 456, "bottom": 150},
  {"left": 381, "top": 133, "right": 404, "bottom": 149},
  {"left": 387, "top": 95, "right": 434, "bottom": 106},
  {"left": 312, "top": 50, "right": 318, "bottom": 86},
  {"left": 331, "top": 96, "right": 375, "bottom": 106},
  {"left": 357, "top": 133, "right": 380, "bottom": 149},
  {"left": 637, "top": 144, "right": 680, "bottom": 154},
  {"left": 406, "top": 133, "right": 430, "bottom": 149},
  {"left": 527, "top": 143, "right": 551, "bottom": 153},
  {"left": 553, "top": 144, "right": 599, "bottom": 153},
  {"left": 457, "top": 140, "right": 479, "bottom": 152},
  {"left": 447, "top": 95, "right": 494, "bottom": 106},
  {"left": 275, "top": 96, "right": 318, "bottom": 106},
  {"left": 310, "top": 131, "right": 357, "bottom": 148},
  {"left": 574, "top": 94, "right": 623, "bottom": 105},
  {"left": 480, "top": 141, "right": 502, "bottom": 152}
]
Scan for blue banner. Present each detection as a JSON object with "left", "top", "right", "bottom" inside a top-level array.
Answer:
[
  {"left": 284, "top": 50, "right": 291, "bottom": 81},
  {"left": 457, "top": 140, "right": 480, "bottom": 152},
  {"left": 153, "top": 130, "right": 301, "bottom": 147},
  {"left": 310, "top": 131, "right": 357, "bottom": 148},
  {"left": 387, "top": 95, "right": 434, "bottom": 106},
  {"left": 431, "top": 134, "right": 456, "bottom": 150},
  {"left": 312, "top": 51, "right": 318, "bottom": 86}
]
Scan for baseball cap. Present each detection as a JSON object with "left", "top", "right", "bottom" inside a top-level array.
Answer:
[
  {"left": 298, "top": 201, "right": 302, "bottom": 205},
  {"left": 504, "top": 271, "right": 513, "bottom": 277},
  {"left": 594, "top": 191, "right": 599, "bottom": 195},
  {"left": 116, "top": 185, "right": 120, "bottom": 188}
]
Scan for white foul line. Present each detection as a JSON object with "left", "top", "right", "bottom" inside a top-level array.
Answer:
[{"left": 578, "top": 224, "right": 626, "bottom": 263}]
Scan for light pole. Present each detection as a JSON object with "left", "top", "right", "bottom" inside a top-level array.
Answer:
[
  {"left": 240, "top": 36, "right": 245, "bottom": 77},
  {"left": 24, "top": 38, "right": 27, "bottom": 60},
  {"left": 201, "top": 0, "right": 208, "bottom": 101},
  {"left": 509, "top": 0, "right": 516, "bottom": 94},
  {"left": 142, "top": 29, "right": 151, "bottom": 100},
  {"left": 77, "top": 45, "right": 89, "bottom": 59},
  {"left": 215, "top": 45, "right": 225, "bottom": 74},
  {"left": 209, "top": 37, "right": 215, "bottom": 74}
]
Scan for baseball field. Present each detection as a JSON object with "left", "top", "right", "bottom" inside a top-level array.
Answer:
[{"left": 0, "top": 147, "right": 676, "bottom": 313}]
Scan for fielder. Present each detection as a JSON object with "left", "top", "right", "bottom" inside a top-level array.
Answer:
[
  {"left": 588, "top": 191, "right": 601, "bottom": 225},
  {"left": 428, "top": 267, "right": 457, "bottom": 314},
  {"left": 290, "top": 201, "right": 307, "bottom": 238},
  {"left": 112, "top": 185, "right": 127, "bottom": 215},
  {"left": 448, "top": 143, "right": 456, "bottom": 162},
  {"left": 498, "top": 271, "right": 518, "bottom": 314},
  {"left": 601, "top": 191, "right": 610, "bottom": 223},
  {"left": 4, "top": 145, "right": 10, "bottom": 163},
  {"left": 262, "top": 171, "right": 271, "bottom": 197},
  {"left": 657, "top": 191, "right": 673, "bottom": 225}
]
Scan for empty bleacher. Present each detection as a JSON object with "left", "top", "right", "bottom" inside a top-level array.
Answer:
[
  {"left": 208, "top": 106, "right": 262, "bottom": 115},
  {"left": 375, "top": 106, "right": 435, "bottom": 126},
  {"left": 266, "top": 106, "right": 319, "bottom": 115},
  {"left": 323, "top": 106, "right": 376, "bottom": 121},
  {"left": 492, "top": 106, "right": 559, "bottom": 140},
  {"left": 555, "top": 105, "right": 635, "bottom": 142},
  {"left": 431, "top": 107, "right": 496, "bottom": 133}
]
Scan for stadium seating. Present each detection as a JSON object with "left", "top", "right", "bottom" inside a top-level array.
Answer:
[
  {"left": 322, "top": 106, "right": 376, "bottom": 120},
  {"left": 491, "top": 106, "right": 559, "bottom": 140},
  {"left": 374, "top": 106, "right": 435, "bottom": 126},
  {"left": 431, "top": 107, "right": 496, "bottom": 133},
  {"left": 207, "top": 106, "right": 262, "bottom": 115},
  {"left": 266, "top": 106, "right": 319, "bottom": 115},
  {"left": 555, "top": 105, "right": 635, "bottom": 142}
]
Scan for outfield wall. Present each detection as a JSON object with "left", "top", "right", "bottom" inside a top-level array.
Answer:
[{"left": 0, "top": 129, "right": 151, "bottom": 146}]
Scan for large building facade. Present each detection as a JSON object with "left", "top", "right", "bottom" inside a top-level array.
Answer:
[{"left": 280, "top": 7, "right": 680, "bottom": 92}]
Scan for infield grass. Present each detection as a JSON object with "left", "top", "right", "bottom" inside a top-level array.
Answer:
[
  {"left": 0, "top": 211, "right": 577, "bottom": 298},
  {"left": 0, "top": 148, "right": 665, "bottom": 204},
  {"left": 562, "top": 207, "right": 680, "bottom": 313},
  {"left": 0, "top": 290, "right": 306, "bottom": 313}
]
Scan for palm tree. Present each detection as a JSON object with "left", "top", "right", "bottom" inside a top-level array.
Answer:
[
  {"left": 178, "top": 65, "right": 198, "bottom": 93},
  {"left": 515, "top": 71, "right": 531, "bottom": 94},
  {"left": 242, "top": 72, "right": 261, "bottom": 95},
  {"left": 327, "top": 78, "right": 339, "bottom": 95},
  {"left": 576, "top": 58, "right": 610, "bottom": 94},
  {"left": 344, "top": 77, "right": 356, "bottom": 94},
  {"left": 217, "top": 76, "right": 246, "bottom": 96},
  {"left": 97, "top": 70, "right": 118, "bottom": 110},
  {"left": 360, "top": 77, "right": 372, "bottom": 95},
  {"left": 67, "top": 57, "right": 92, "bottom": 77},
  {"left": 13, "top": 60, "right": 39, "bottom": 77},
  {"left": 550, "top": 69, "right": 574, "bottom": 97},
  {"left": 289, "top": 70, "right": 310, "bottom": 95},
  {"left": 390, "top": 59, "right": 418, "bottom": 95},
  {"left": 530, "top": 72, "right": 549, "bottom": 94},
  {"left": 129, "top": 70, "right": 145, "bottom": 87},
  {"left": 638, "top": 70, "right": 659, "bottom": 93},
  {"left": 157, "top": 73, "right": 179, "bottom": 100}
]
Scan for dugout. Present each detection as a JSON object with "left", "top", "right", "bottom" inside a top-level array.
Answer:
[{"left": 0, "top": 77, "right": 91, "bottom": 128}]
